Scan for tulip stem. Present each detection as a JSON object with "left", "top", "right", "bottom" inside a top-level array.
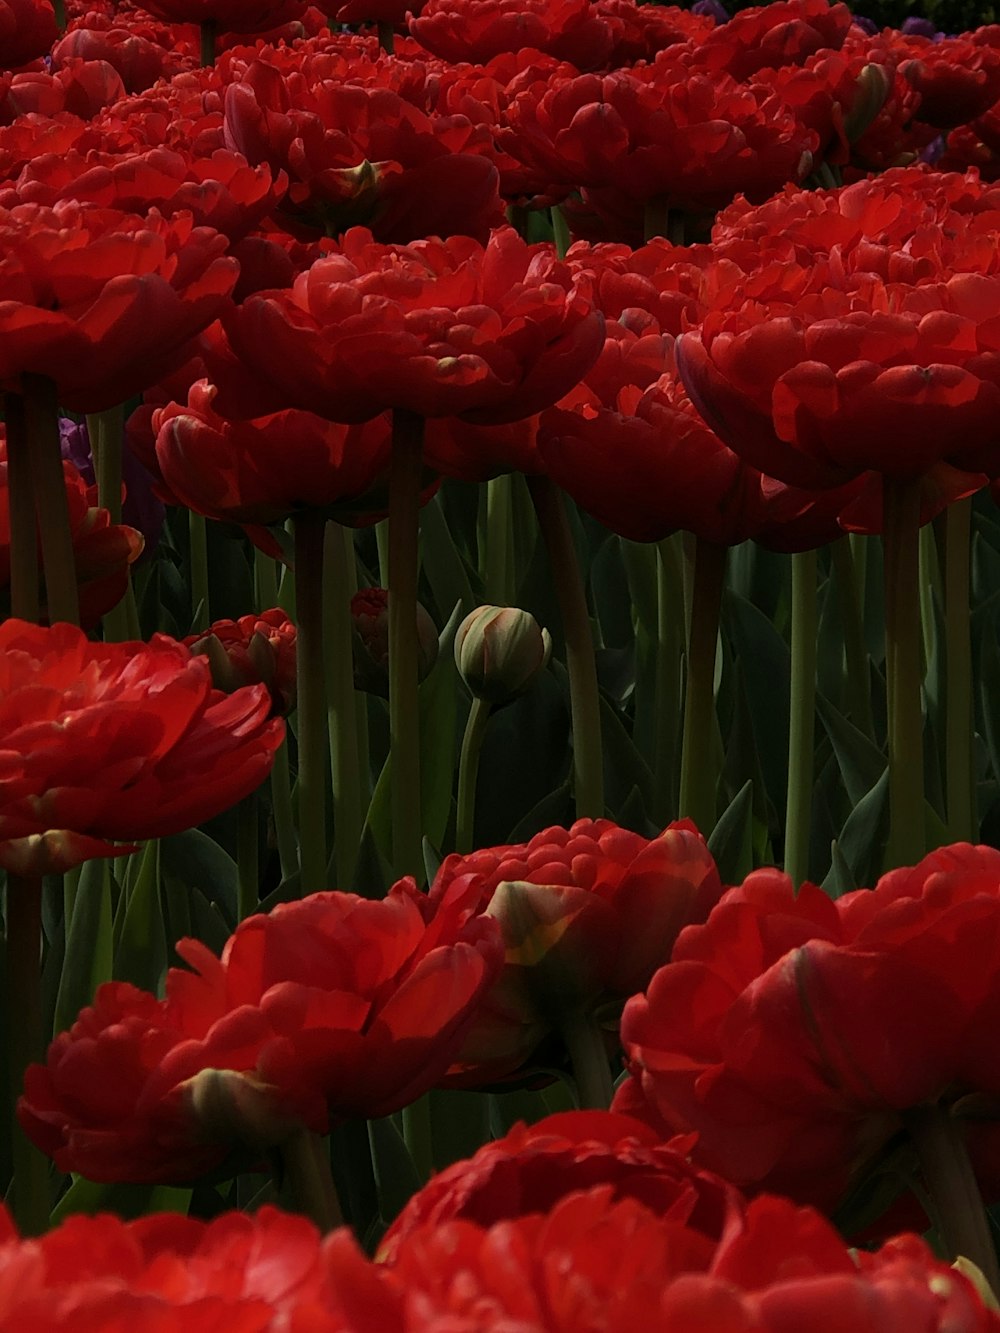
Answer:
[
  {"left": 679, "top": 539, "right": 726, "bottom": 837},
  {"left": 562, "top": 1018, "right": 614, "bottom": 1110},
  {"left": 237, "top": 793, "right": 259, "bottom": 922},
  {"left": 199, "top": 19, "right": 215, "bottom": 66},
  {"left": 528, "top": 476, "right": 604, "bottom": 819},
  {"left": 278, "top": 1127, "right": 343, "bottom": 1233},
  {"left": 388, "top": 409, "right": 426, "bottom": 880},
  {"left": 293, "top": 513, "right": 330, "bottom": 897},
  {"left": 4, "top": 393, "right": 40, "bottom": 623},
  {"left": 944, "top": 498, "right": 976, "bottom": 843},
  {"left": 403, "top": 1095, "right": 434, "bottom": 1184},
  {"left": 551, "top": 206, "right": 571, "bottom": 260},
  {"left": 23, "top": 375, "right": 79, "bottom": 627},
  {"left": 323, "top": 522, "right": 363, "bottom": 890},
  {"left": 376, "top": 20, "right": 394, "bottom": 52},
  {"left": 831, "top": 535, "right": 874, "bottom": 739},
  {"left": 270, "top": 739, "right": 299, "bottom": 883},
  {"left": 456, "top": 696, "right": 492, "bottom": 854},
  {"left": 89, "top": 405, "right": 132, "bottom": 641},
  {"left": 188, "top": 511, "right": 210, "bottom": 633},
  {"left": 785, "top": 548, "right": 818, "bottom": 887},
  {"left": 654, "top": 536, "right": 684, "bottom": 823},
  {"left": 5, "top": 874, "right": 49, "bottom": 1235},
  {"left": 905, "top": 1103, "right": 1000, "bottom": 1297},
  {"left": 883, "top": 477, "right": 925, "bottom": 868},
  {"left": 484, "top": 473, "right": 514, "bottom": 605}
]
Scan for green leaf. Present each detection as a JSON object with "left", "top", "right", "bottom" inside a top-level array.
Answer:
[
  {"left": 368, "top": 1116, "right": 423, "bottom": 1226},
  {"left": 426, "top": 1089, "right": 491, "bottom": 1170},
  {"left": 421, "top": 491, "right": 476, "bottom": 625},
  {"left": 721, "top": 590, "right": 791, "bottom": 816},
  {"left": 824, "top": 838, "right": 857, "bottom": 899},
  {"left": 160, "top": 829, "right": 238, "bottom": 931},
  {"left": 815, "top": 690, "right": 887, "bottom": 807},
  {"left": 52, "top": 1176, "right": 190, "bottom": 1225},
  {"left": 821, "top": 769, "right": 889, "bottom": 893},
  {"left": 54, "top": 858, "right": 113, "bottom": 1036},
  {"left": 707, "top": 780, "right": 754, "bottom": 884},
  {"left": 113, "top": 839, "right": 166, "bottom": 993},
  {"left": 599, "top": 693, "right": 654, "bottom": 821}
]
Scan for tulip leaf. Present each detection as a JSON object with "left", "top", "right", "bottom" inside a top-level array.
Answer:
[
  {"left": 599, "top": 693, "right": 654, "bottom": 821},
  {"left": 421, "top": 491, "right": 476, "bottom": 625},
  {"left": 707, "top": 780, "right": 754, "bottom": 884},
  {"left": 52, "top": 1176, "right": 191, "bottom": 1225},
  {"left": 590, "top": 536, "right": 636, "bottom": 651},
  {"left": 368, "top": 1116, "right": 422, "bottom": 1228},
  {"left": 506, "top": 783, "right": 575, "bottom": 844},
  {"left": 979, "top": 621, "right": 1000, "bottom": 782},
  {"left": 113, "top": 838, "right": 166, "bottom": 993},
  {"left": 824, "top": 838, "right": 857, "bottom": 899},
  {"left": 160, "top": 829, "right": 238, "bottom": 930},
  {"left": 54, "top": 858, "right": 113, "bottom": 1036},
  {"left": 721, "top": 589, "right": 791, "bottom": 816},
  {"left": 815, "top": 690, "right": 887, "bottom": 807},
  {"left": 426, "top": 1089, "right": 491, "bottom": 1170},
  {"left": 821, "top": 769, "right": 889, "bottom": 893}
]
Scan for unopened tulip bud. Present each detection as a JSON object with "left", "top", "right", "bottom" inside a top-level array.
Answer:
[
  {"left": 844, "top": 64, "right": 892, "bottom": 145},
  {"left": 455, "top": 605, "right": 552, "bottom": 706},
  {"left": 351, "top": 587, "right": 439, "bottom": 697},
  {"left": 184, "top": 1067, "right": 303, "bottom": 1151}
]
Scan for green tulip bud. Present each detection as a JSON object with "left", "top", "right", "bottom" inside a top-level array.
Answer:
[{"left": 455, "top": 605, "right": 552, "bottom": 706}]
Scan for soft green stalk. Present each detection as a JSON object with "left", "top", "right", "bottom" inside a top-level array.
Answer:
[
  {"left": 456, "top": 696, "right": 492, "bottom": 854},
  {"left": 237, "top": 794, "right": 260, "bottom": 921},
  {"left": 528, "top": 475, "right": 604, "bottom": 819},
  {"left": 5, "top": 875, "right": 48, "bottom": 1235},
  {"left": 653, "top": 537, "right": 684, "bottom": 823},
  {"left": 293, "top": 513, "right": 330, "bottom": 896},
  {"left": 562, "top": 1017, "right": 614, "bottom": 1110},
  {"left": 388, "top": 409, "right": 426, "bottom": 880},
  {"left": 376, "top": 19, "right": 395, "bottom": 51},
  {"left": 919, "top": 520, "right": 940, "bottom": 680},
  {"left": 643, "top": 198, "right": 670, "bottom": 244},
  {"left": 24, "top": 374, "right": 79, "bottom": 627},
  {"left": 883, "top": 477, "right": 925, "bottom": 868},
  {"left": 4, "top": 393, "right": 39, "bottom": 622},
  {"left": 89, "top": 405, "right": 132, "bottom": 641},
  {"left": 323, "top": 522, "right": 364, "bottom": 889},
  {"left": 254, "top": 546, "right": 279, "bottom": 613},
  {"left": 551, "top": 206, "right": 571, "bottom": 259},
  {"left": 200, "top": 19, "right": 216, "bottom": 66},
  {"left": 831, "top": 536, "right": 875, "bottom": 738},
  {"left": 484, "top": 473, "right": 514, "bottom": 605},
  {"left": 944, "top": 498, "right": 975, "bottom": 843},
  {"left": 678, "top": 539, "right": 727, "bottom": 837},
  {"left": 785, "top": 549, "right": 818, "bottom": 887},
  {"left": 188, "top": 510, "right": 210, "bottom": 633},
  {"left": 905, "top": 1103, "right": 1000, "bottom": 1296},
  {"left": 375, "top": 519, "right": 390, "bottom": 588},
  {"left": 278, "top": 1127, "right": 343, "bottom": 1233}
]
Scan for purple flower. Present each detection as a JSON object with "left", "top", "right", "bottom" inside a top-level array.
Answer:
[
  {"left": 60, "top": 418, "right": 164, "bottom": 561},
  {"left": 692, "top": 0, "right": 729, "bottom": 20}
]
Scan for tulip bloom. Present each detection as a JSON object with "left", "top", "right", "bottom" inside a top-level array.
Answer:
[
  {"left": 0, "top": 620, "right": 283, "bottom": 875},
  {"left": 20, "top": 876, "right": 502, "bottom": 1182},
  {"left": 185, "top": 608, "right": 297, "bottom": 717}
]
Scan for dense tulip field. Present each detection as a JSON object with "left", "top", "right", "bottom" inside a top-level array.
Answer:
[{"left": 8, "top": 0, "right": 1000, "bottom": 1323}]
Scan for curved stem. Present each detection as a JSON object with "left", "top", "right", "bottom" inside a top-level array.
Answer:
[
  {"left": 528, "top": 476, "right": 604, "bottom": 819},
  {"left": 906, "top": 1103, "right": 1000, "bottom": 1296},
  {"left": 5, "top": 874, "right": 48, "bottom": 1235},
  {"left": 4, "top": 393, "right": 39, "bottom": 622},
  {"left": 562, "top": 1017, "right": 614, "bottom": 1110},
  {"left": 324, "top": 522, "right": 363, "bottom": 889},
  {"left": 678, "top": 539, "right": 726, "bottom": 837},
  {"left": 883, "top": 478, "right": 925, "bottom": 868},
  {"left": 293, "top": 513, "right": 329, "bottom": 897},
  {"left": 944, "top": 499, "right": 975, "bottom": 844},
  {"left": 24, "top": 374, "right": 79, "bottom": 627},
  {"left": 456, "top": 696, "right": 492, "bottom": 854},
  {"left": 388, "top": 409, "right": 425, "bottom": 880},
  {"left": 785, "top": 549, "right": 818, "bottom": 887},
  {"left": 831, "top": 535, "right": 875, "bottom": 739},
  {"left": 278, "top": 1127, "right": 343, "bottom": 1233}
]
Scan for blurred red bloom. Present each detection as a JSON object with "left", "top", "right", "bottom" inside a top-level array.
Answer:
[
  {"left": 429, "top": 817, "right": 723, "bottom": 1085},
  {"left": 617, "top": 843, "right": 1000, "bottom": 1216},
  {"left": 51, "top": 21, "right": 193, "bottom": 93},
  {"left": 186, "top": 608, "right": 297, "bottom": 716},
  {"left": 410, "top": 0, "right": 618, "bottom": 70},
  {"left": 690, "top": 0, "right": 853, "bottom": 81},
  {"left": 0, "top": 0, "right": 57, "bottom": 70},
  {"left": 20, "top": 876, "right": 502, "bottom": 1181},
  {"left": 0, "top": 620, "right": 283, "bottom": 875},
  {"left": 224, "top": 226, "right": 604, "bottom": 425},
  {"left": 900, "top": 35, "right": 1000, "bottom": 129},
  {"left": 379, "top": 1110, "right": 737, "bottom": 1263},
  {"left": 0, "top": 57, "right": 125, "bottom": 122},
  {"left": 0, "top": 430, "right": 143, "bottom": 628},
  {"left": 0, "top": 201, "right": 237, "bottom": 412}
]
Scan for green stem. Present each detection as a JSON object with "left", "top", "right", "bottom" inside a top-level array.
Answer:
[
  {"left": 23, "top": 375, "right": 79, "bottom": 627},
  {"left": 4, "top": 393, "right": 39, "bottom": 622},
  {"left": 456, "top": 696, "right": 492, "bottom": 854},
  {"left": 237, "top": 793, "right": 259, "bottom": 922},
  {"left": 375, "top": 519, "right": 390, "bottom": 589},
  {"left": 528, "top": 476, "right": 604, "bottom": 819},
  {"left": 376, "top": 19, "right": 395, "bottom": 51},
  {"left": 883, "top": 477, "right": 925, "bottom": 868},
  {"left": 278, "top": 1127, "right": 343, "bottom": 1233},
  {"left": 905, "top": 1103, "right": 1000, "bottom": 1295},
  {"left": 270, "top": 738, "right": 299, "bottom": 883},
  {"left": 323, "top": 522, "right": 363, "bottom": 889},
  {"left": 5, "top": 875, "right": 48, "bottom": 1235},
  {"left": 293, "top": 513, "right": 330, "bottom": 897},
  {"left": 551, "top": 205, "right": 571, "bottom": 260},
  {"left": 831, "top": 535, "right": 875, "bottom": 739},
  {"left": 254, "top": 546, "right": 279, "bottom": 613},
  {"left": 678, "top": 539, "right": 727, "bottom": 836},
  {"left": 199, "top": 19, "right": 216, "bottom": 66},
  {"left": 52, "top": 0, "right": 65, "bottom": 30},
  {"left": 89, "top": 405, "right": 131, "bottom": 641},
  {"left": 944, "top": 499, "right": 975, "bottom": 844},
  {"left": 919, "top": 521, "right": 940, "bottom": 682},
  {"left": 484, "top": 473, "right": 514, "bottom": 605},
  {"left": 402, "top": 1094, "right": 434, "bottom": 1184},
  {"left": 562, "top": 1017, "right": 614, "bottom": 1110},
  {"left": 785, "top": 549, "right": 818, "bottom": 886},
  {"left": 188, "top": 510, "right": 210, "bottom": 633},
  {"left": 643, "top": 198, "right": 670, "bottom": 244},
  {"left": 653, "top": 537, "right": 683, "bottom": 824}
]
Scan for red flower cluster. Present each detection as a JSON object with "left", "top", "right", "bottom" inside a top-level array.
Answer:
[{"left": 185, "top": 607, "right": 297, "bottom": 716}]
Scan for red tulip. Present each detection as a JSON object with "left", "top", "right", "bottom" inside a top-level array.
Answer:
[
  {"left": 185, "top": 608, "right": 297, "bottom": 716},
  {"left": 0, "top": 0, "right": 57, "bottom": 71}
]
